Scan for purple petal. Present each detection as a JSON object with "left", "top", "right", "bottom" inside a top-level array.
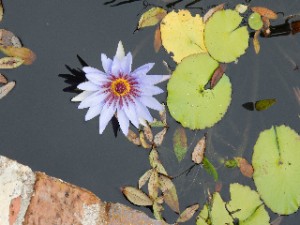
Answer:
[
  {"left": 71, "top": 91, "right": 93, "bottom": 102},
  {"left": 141, "top": 86, "right": 164, "bottom": 96},
  {"left": 139, "top": 96, "right": 163, "bottom": 111},
  {"left": 143, "top": 75, "right": 171, "bottom": 85},
  {"left": 86, "top": 73, "right": 108, "bottom": 84},
  {"left": 135, "top": 100, "right": 153, "bottom": 122},
  {"left": 101, "top": 54, "right": 112, "bottom": 73},
  {"left": 85, "top": 104, "right": 103, "bottom": 121},
  {"left": 99, "top": 103, "right": 116, "bottom": 134},
  {"left": 77, "top": 81, "right": 99, "bottom": 91},
  {"left": 120, "top": 52, "right": 132, "bottom": 74},
  {"left": 123, "top": 102, "right": 139, "bottom": 128},
  {"left": 132, "top": 63, "right": 155, "bottom": 76},
  {"left": 117, "top": 108, "right": 129, "bottom": 135},
  {"left": 82, "top": 66, "right": 102, "bottom": 74}
]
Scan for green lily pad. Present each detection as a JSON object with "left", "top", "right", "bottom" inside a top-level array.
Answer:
[
  {"left": 196, "top": 184, "right": 270, "bottom": 225},
  {"left": 204, "top": 9, "right": 249, "bottom": 63},
  {"left": 252, "top": 125, "right": 300, "bottom": 214},
  {"left": 167, "top": 53, "right": 232, "bottom": 130},
  {"left": 248, "top": 12, "right": 263, "bottom": 30}
]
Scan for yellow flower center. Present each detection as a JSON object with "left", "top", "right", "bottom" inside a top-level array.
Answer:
[{"left": 111, "top": 78, "right": 131, "bottom": 96}]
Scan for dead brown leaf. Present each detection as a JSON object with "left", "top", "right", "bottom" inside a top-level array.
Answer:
[
  {"left": 148, "top": 169, "right": 159, "bottom": 200},
  {"left": 203, "top": 3, "right": 225, "bottom": 23},
  {"left": 210, "top": 64, "right": 227, "bottom": 89},
  {"left": 253, "top": 30, "right": 261, "bottom": 54},
  {"left": 139, "top": 130, "right": 152, "bottom": 148},
  {"left": 0, "top": 57, "right": 24, "bottom": 69},
  {"left": 251, "top": 7, "right": 278, "bottom": 20},
  {"left": 0, "top": 0, "right": 3, "bottom": 22},
  {"left": 192, "top": 134, "right": 207, "bottom": 164},
  {"left": 159, "top": 175, "right": 179, "bottom": 213},
  {"left": 0, "top": 46, "right": 36, "bottom": 65},
  {"left": 176, "top": 204, "right": 199, "bottom": 223},
  {"left": 126, "top": 129, "right": 141, "bottom": 146},
  {"left": 154, "top": 127, "right": 167, "bottom": 147},
  {"left": 122, "top": 186, "right": 153, "bottom": 206},
  {"left": 149, "top": 149, "right": 168, "bottom": 176},
  {"left": 0, "top": 73, "right": 7, "bottom": 84},
  {"left": 235, "top": 157, "right": 254, "bottom": 178},
  {"left": 138, "top": 169, "right": 152, "bottom": 189},
  {"left": 0, "top": 29, "right": 22, "bottom": 47},
  {"left": 0, "top": 81, "right": 15, "bottom": 99},
  {"left": 154, "top": 26, "right": 162, "bottom": 53},
  {"left": 143, "top": 124, "right": 153, "bottom": 143}
]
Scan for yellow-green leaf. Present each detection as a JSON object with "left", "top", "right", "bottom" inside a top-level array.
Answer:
[
  {"left": 138, "top": 7, "right": 167, "bottom": 29},
  {"left": 122, "top": 186, "right": 153, "bottom": 206},
  {"left": 148, "top": 169, "right": 159, "bottom": 200},
  {"left": 160, "top": 10, "right": 207, "bottom": 63},
  {"left": 253, "top": 30, "right": 261, "bottom": 54},
  {"left": 0, "top": 46, "right": 36, "bottom": 65},
  {"left": 203, "top": 157, "right": 218, "bottom": 181},
  {"left": 255, "top": 98, "right": 276, "bottom": 111},
  {"left": 0, "top": 57, "right": 24, "bottom": 69},
  {"left": 149, "top": 149, "right": 168, "bottom": 175}
]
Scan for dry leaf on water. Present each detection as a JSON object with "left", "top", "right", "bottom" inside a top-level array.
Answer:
[
  {"left": 176, "top": 204, "right": 200, "bottom": 223},
  {"left": 0, "top": 29, "right": 22, "bottom": 47},
  {"left": 0, "top": 0, "right": 3, "bottom": 22},
  {"left": 154, "top": 127, "right": 168, "bottom": 147},
  {"left": 143, "top": 124, "right": 153, "bottom": 143},
  {"left": 139, "top": 130, "right": 152, "bottom": 148},
  {"left": 0, "top": 46, "right": 36, "bottom": 65},
  {"left": 149, "top": 149, "right": 168, "bottom": 176},
  {"left": 126, "top": 129, "right": 141, "bottom": 146},
  {"left": 138, "top": 7, "right": 167, "bottom": 29},
  {"left": 159, "top": 175, "right": 179, "bottom": 213},
  {"left": 251, "top": 7, "right": 278, "bottom": 20},
  {"left": 0, "top": 81, "right": 15, "bottom": 99},
  {"left": 210, "top": 63, "right": 227, "bottom": 89},
  {"left": 138, "top": 169, "right": 152, "bottom": 189},
  {"left": 192, "top": 134, "right": 207, "bottom": 164},
  {"left": 159, "top": 103, "right": 167, "bottom": 126},
  {"left": 154, "top": 26, "right": 162, "bottom": 53},
  {"left": 148, "top": 169, "right": 159, "bottom": 200},
  {"left": 122, "top": 186, "right": 153, "bottom": 206},
  {"left": 0, "top": 57, "right": 24, "bottom": 69},
  {"left": 235, "top": 157, "right": 254, "bottom": 178},
  {"left": 0, "top": 73, "right": 7, "bottom": 84}
]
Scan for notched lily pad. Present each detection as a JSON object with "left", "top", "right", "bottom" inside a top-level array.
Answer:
[
  {"left": 160, "top": 10, "right": 207, "bottom": 63},
  {"left": 204, "top": 9, "right": 249, "bottom": 63},
  {"left": 252, "top": 125, "right": 300, "bottom": 214},
  {"left": 167, "top": 53, "right": 232, "bottom": 130}
]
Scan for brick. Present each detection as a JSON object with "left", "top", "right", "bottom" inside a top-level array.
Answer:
[
  {"left": 0, "top": 156, "right": 35, "bottom": 225},
  {"left": 23, "top": 172, "right": 104, "bottom": 225}
]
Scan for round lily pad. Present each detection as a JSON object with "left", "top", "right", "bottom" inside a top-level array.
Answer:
[
  {"left": 160, "top": 10, "right": 207, "bottom": 63},
  {"left": 204, "top": 9, "right": 249, "bottom": 63},
  {"left": 252, "top": 125, "right": 300, "bottom": 214},
  {"left": 167, "top": 53, "right": 232, "bottom": 130},
  {"left": 248, "top": 12, "right": 263, "bottom": 30}
]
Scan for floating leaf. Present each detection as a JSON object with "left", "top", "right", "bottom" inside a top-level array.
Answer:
[
  {"left": 248, "top": 12, "right": 263, "bottom": 30},
  {"left": 0, "top": 29, "right": 22, "bottom": 48},
  {"left": 0, "top": 46, "right": 36, "bottom": 65},
  {"left": 204, "top": 9, "right": 249, "bottom": 63},
  {"left": 203, "top": 3, "right": 225, "bottom": 23},
  {"left": 192, "top": 134, "right": 206, "bottom": 164},
  {"left": 210, "top": 63, "right": 226, "bottom": 89},
  {"left": 154, "top": 127, "right": 167, "bottom": 147},
  {"left": 143, "top": 124, "right": 153, "bottom": 143},
  {"left": 196, "top": 204, "right": 209, "bottom": 225},
  {"left": 159, "top": 103, "right": 167, "bottom": 126},
  {"left": 202, "top": 157, "right": 218, "bottom": 181},
  {"left": 177, "top": 204, "right": 200, "bottom": 223},
  {"left": 153, "top": 200, "right": 164, "bottom": 220},
  {"left": 149, "top": 149, "right": 168, "bottom": 175},
  {"left": 253, "top": 30, "right": 261, "bottom": 54},
  {"left": 154, "top": 26, "right": 162, "bottom": 53},
  {"left": 235, "top": 4, "right": 248, "bottom": 14},
  {"left": 210, "top": 193, "right": 233, "bottom": 225},
  {"left": 0, "top": 73, "right": 7, "bottom": 84},
  {"left": 167, "top": 53, "right": 232, "bottom": 129},
  {"left": 148, "top": 169, "right": 159, "bottom": 200},
  {"left": 252, "top": 125, "right": 300, "bottom": 214},
  {"left": 126, "top": 129, "right": 141, "bottom": 146},
  {"left": 149, "top": 118, "right": 165, "bottom": 128},
  {"left": 0, "top": 0, "right": 3, "bottom": 22},
  {"left": 159, "top": 175, "right": 180, "bottom": 213},
  {"left": 122, "top": 186, "right": 153, "bottom": 206},
  {"left": 0, "top": 57, "right": 24, "bottom": 69},
  {"left": 138, "top": 7, "right": 167, "bottom": 29},
  {"left": 138, "top": 169, "right": 152, "bottom": 189},
  {"left": 0, "top": 81, "right": 15, "bottom": 100},
  {"left": 139, "top": 130, "right": 152, "bottom": 148},
  {"left": 235, "top": 157, "right": 254, "bottom": 178},
  {"left": 251, "top": 7, "right": 278, "bottom": 20},
  {"left": 255, "top": 98, "right": 276, "bottom": 111},
  {"left": 173, "top": 125, "right": 188, "bottom": 162},
  {"left": 160, "top": 10, "right": 207, "bottom": 63}
]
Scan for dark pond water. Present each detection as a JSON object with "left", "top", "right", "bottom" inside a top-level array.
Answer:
[{"left": 0, "top": 0, "right": 299, "bottom": 224}]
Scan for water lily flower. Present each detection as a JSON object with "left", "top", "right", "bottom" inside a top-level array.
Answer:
[{"left": 72, "top": 41, "right": 170, "bottom": 135}]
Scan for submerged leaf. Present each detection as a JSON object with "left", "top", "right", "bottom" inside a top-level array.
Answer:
[
  {"left": 0, "top": 0, "right": 3, "bottom": 22},
  {"left": 251, "top": 7, "right": 278, "bottom": 20},
  {"left": 253, "top": 30, "right": 261, "bottom": 54},
  {"left": 0, "top": 81, "right": 15, "bottom": 100},
  {"left": 138, "top": 7, "right": 167, "bottom": 29},
  {"left": 0, "top": 46, "right": 36, "bottom": 65},
  {"left": 173, "top": 125, "right": 188, "bottom": 162},
  {"left": 248, "top": 12, "right": 263, "bottom": 30},
  {"left": 138, "top": 169, "right": 152, "bottom": 189},
  {"left": 154, "top": 26, "right": 162, "bottom": 53},
  {"left": 252, "top": 125, "right": 300, "bottom": 214},
  {"left": 192, "top": 134, "right": 207, "bottom": 164},
  {"left": 122, "top": 186, "right": 153, "bottom": 206},
  {"left": 255, "top": 98, "right": 276, "bottom": 111},
  {"left": 167, "top": 53, "right": 232, "bottom": 129},
  {"left": 176, "top": 204, "right": 200, "bottom": 223},
  {"left": 204, "top": 9, "right": 249, "bottom": 63},
  {"left": 225, "top": 159, "right": 238, "bottom": 168},
  {"left": 0, "top": 57, "right": 24, "bottom": 69},
  {"left": 202, "top": 157, "right": 218, "bottom": 181},
  {"left": 160, "top": 10, "right": 206, "bottom": 63},
  {"left": 159, "top": 175, "right": 180, "bottom": 213}
]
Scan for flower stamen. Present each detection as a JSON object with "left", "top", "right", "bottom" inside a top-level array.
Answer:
[{"left": 111, "top": 78, "right": 131, "bottom": 96}]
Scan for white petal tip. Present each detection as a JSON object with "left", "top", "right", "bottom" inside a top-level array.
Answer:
[{"left": 116, "top": 41, "right": 125, "bottom": 60}]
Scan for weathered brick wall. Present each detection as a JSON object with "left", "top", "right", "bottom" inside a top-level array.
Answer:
[{"left": 0, "top": 155, "right": 170, "bottom": 225}]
